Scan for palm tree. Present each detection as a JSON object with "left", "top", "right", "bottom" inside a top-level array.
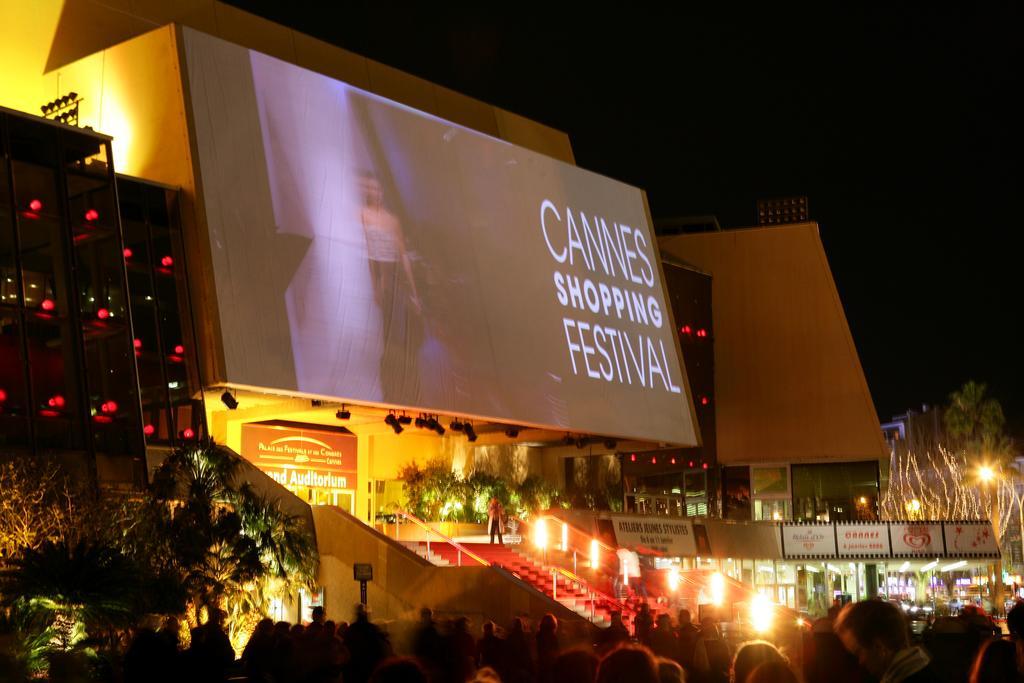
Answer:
[
  {"left": 945, "top": 381, "right": 1013, "bottom": 460},
  {"left": 0, "top": 541, "right": 142, "bottom": 650},
  {"left": 142, "top": 444, "right": 317, "bottom": 630}
]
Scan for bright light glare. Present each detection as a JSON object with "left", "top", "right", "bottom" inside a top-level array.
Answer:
[
  {"left": 561, "top": 523, "right": 568, "bottom": 552},
  {"left": 534, "top": 519, "right": 548, "bottom": 550},
  {"left": 921, "top": 559, "right": 939, "bottom": 572},
  {"left": 978, "top": 465, "right": 996, "bottom": 483},
  {"left": 750, "top": 594, "right": 773, "bottom": 633},
  {"left": 941, "top": 560, "right": 967, "bottom": 572},
  {"left": 907, "top": 499, "right": 922, "bottom": 513},
  {"left": 710, "top": 572, "right": 725, "bottom": 606},
  {"left": 590, "top": 539, "right": 599, "bottom": 569},
  {"left": 668, "top": 567, "right": 680, "bottom": 592},
  {"left": 899, "top": 561, "right": 910, "bottom": 573}
]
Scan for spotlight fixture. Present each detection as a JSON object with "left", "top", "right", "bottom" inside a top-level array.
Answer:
[
  {"left": 336, "top": 405, "right": 351, "bottom": 420},
  {"left": 40, "top": 92, "right": 82, "bottom": 126},
  {"left": 450, "top": 419, "right": 464, "bottom": 432},
  {"left": 562, "top": 434, "right": 575, "bottom": 446},
  {"left": 397, "top": 413, "right": 412, "bottom": 425},
  {"left": 575, "top": 437, "right": 588, "bottom": 449},
  {"left": 603, "top": 439, "right": 617, "bottom": 449},
  {"left": 415, "top": 415, "right": 427, "bottom": 429},
  {"left": 220, "top": 391, "right": 238, "bottom": 410},
  {"left": 425, "top": 416, "right": 445, "bottom": 435},
  {"left": 311, "top": 399, "right": 324, "bottom": 407},
  {"left": 385, "top": 413, "right": 403, "bottom": 435},
  {"left": 464, "top": 422, "right": 477, "bottom": 442},
  {"left": 505, "top": 427, "right": 520, "bottom": 438}
]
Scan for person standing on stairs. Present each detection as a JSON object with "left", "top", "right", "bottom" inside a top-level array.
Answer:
[{"left": 487, "top": 497, "right": 505, "bottom": 545}]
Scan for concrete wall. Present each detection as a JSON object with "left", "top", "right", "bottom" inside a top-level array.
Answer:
[{"left": 660, "top": 225, "right": 889, "bottom": 465}]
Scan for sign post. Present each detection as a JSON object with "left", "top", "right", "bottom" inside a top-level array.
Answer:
[{"left": 354, "top": 563, "right": 373, "bottom": 607}]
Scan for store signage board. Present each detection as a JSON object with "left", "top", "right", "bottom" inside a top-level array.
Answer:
[
  {"left": 836, "top": 524, "right": 891, "bottom": 557},
  {"left": 889, "top": 523, "right": 944, "bottom": 557},
  {"left": 782, "top": 524, "right": 836, "bottom": 557},
  {"left": 609, "top": 515, "right": 697, "bottom": 557},
  {"left": 183, "top": 27, "right": 696, "bottom": 447},
  {"left": 241, "top": 422, "right": 358, "bottom": 491},
  {"left": 943, "top": 522, "right": 999, "bottom": 556}
]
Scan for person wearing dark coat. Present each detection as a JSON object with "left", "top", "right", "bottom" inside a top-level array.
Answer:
[{"left": 835, "top": 600, "right": 942, "bottom": 683}]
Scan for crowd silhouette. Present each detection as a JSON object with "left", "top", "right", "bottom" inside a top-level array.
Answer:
[{"left": 120, "top": 600, "right": 1024, "bottom": 683}]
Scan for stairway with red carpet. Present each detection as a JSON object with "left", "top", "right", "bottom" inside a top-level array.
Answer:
[{"left": 404, "top": 541, "right": 625, "bottom": 626}]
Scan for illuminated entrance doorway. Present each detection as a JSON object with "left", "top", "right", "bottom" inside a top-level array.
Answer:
[{"left": 310, "top": 487, "right": 355, "bottom": 513}]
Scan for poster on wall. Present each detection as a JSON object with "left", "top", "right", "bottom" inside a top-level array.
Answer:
[
  {"left": 943, "top": 522, "right": 999, "bottom": 557},
  {"left": 835, "top": 524, "right": 891, "bottom": 557},
  {"left": 781, "top": 524, "right": 836, "bottom": 557},
  {"left": 888, "top": 523, "right": 944, "bottom": 557},
  {"left": 182, "top": 28, "right": 696, "bottom": 446},
  {"left": 241, "top": 421, "right": 358, "bottom": 491},
  {"left": 609, "top": 515, "right": 697, "bottom": 557}
]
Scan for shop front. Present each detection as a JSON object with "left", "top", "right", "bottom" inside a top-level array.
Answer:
[{"left": 609, "top": 517, "right": 1002, "bottom": 618}]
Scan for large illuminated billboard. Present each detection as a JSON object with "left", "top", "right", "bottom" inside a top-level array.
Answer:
[{"left": 183, "top": 29, "right": 697, "bottom": 445}]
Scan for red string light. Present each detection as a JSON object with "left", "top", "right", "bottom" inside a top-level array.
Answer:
[
  {"left": 143, "top": 424, "right": 156, "bottom": 436},
  {"left": 161, "top": 255, "right": 174, "bottom": 268},
  {"left": 28, "top": 199, "right": 42, "bottom": 212},
  {"left": 40, "top": 299, "right": 55, "bottom": 312},
  {"left": 123, "top": 247, "right": 133, "bottom": 259},
  {"left": 97, "top": 308, "right": 110, "bottom": 320},
  {"left": 84, "top": 209, "right": 99, "bottom": 222}
]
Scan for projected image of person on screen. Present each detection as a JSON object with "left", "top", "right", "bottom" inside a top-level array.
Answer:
[{"left": 359, "top": 172, "right": 426, "bottom": 403}]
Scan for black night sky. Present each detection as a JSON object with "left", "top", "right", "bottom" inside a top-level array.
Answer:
[{"left": 229, "top": 3, "right": 1022, "bottom": 437}]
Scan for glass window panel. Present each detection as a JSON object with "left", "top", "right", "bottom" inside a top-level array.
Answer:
[
  {"left": 83, "top": 329, "right": 142, "bottom": 455},
  {"left": 74, "top": 231, "right": 127, "bottom": 322},
  {"left": 24, "top": 314, "right": 83, "bottom": 449},
  {"left": 0, "top": 308, "right": 30, "bottom": 446},
  {"left": 66, "top": 173, "right": 116, "bottom": 233},
  {"left": 1, "top": 184, "right": 18, "bottom": 305},
  {"left": 10, "top": 160, "right": 59, "bottom": 221}
]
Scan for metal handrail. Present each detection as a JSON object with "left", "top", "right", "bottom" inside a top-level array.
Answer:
[
  {"left": 393, "top": 510, "right": 490, "bottom": 567},
  {"left": 548, "top": 563, "right": 630, "bottom": 614}
]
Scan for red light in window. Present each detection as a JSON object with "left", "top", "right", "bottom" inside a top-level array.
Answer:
[
  {"left": 182, "top": 428, "right": 195, "bottom": 439},
  {"left": 671, "top": 458, "right": 676, "bottom": 465},
  {"left": 689, "top": 460, "right": 695, "bottom": 468},
  {"left": 700, "top": 396, "right": 709, "bottom": 406},
  {"left": 100, "top": 400, "right": 118, "bottom": 414},
  {"left": 702, "top": 463, "right": 708, "bottom": 470},
  {"left": 161, "top": 255, "right": 174, "bottom": 267},
  {"left": 84, "top": 209, "right": 99, "bottom": 222},
  {"left": 123, "top": 248, "right": 133, "bottom": 259},
  {"left": 697, "top": 329, "right": 707, "bottom": 338},
  {"left": 651, "top": 457, "right": 657, "bottom": 465},
  {"left": 28, "top": 199, "right": 43, "bottom": 212},
  {"left": 174, "top": 344, "right": 185, "bottom": 355},
  {"left": 40, "top": 299, "right": 55, "bottom": 312},
  {"left": 51, "top": 395, "right": 65, "bottom": 408},
  {"left": 630, "top": 454, "right": 636, "bottom": 462},
  {"left": 97, "top": 308, "right": 110, "bottom": 320},
  {"left": 133, "top": 338, "right": 142, "bottom": 350},
  {"left": 680, "top": 325, "right": 692, "bottom": 335},
  {"left": 143, "top": 424, "right": 156, "bottom": 436},
  {"left": 0, "top": 388, "right": 7, "bottom": 402}
]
